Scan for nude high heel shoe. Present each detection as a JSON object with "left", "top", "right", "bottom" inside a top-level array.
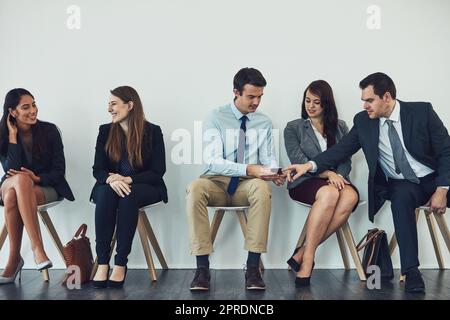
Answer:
[
  {"left": 36, "top": 259, "right": 53, "bottom": 271},
  {"left": 0, "top": 257, "right": 24, "bottom": 285}
]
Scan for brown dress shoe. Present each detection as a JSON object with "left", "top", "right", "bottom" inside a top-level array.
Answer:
[
  {"left": 190, "top": 267, "right": 210, "bottom": 291},
  {"left": 245, "top": 266, "right": 265, "bottom": 290}
]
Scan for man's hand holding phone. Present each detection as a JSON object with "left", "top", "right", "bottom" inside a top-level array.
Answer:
[
  {"left": 246, "top": 165, "right": 287, "bottom": 186},
  {"left": 268, "top": 168, "right": 288, "bottom": 186}
]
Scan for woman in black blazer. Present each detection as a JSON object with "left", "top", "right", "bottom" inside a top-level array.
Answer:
[
  {"left": 283, "top": 80, "right": 359, "bottom": 287},
  {"left": 91, "top": 86, "right": 167, "bottom": 288},
  {"left": 0, "top": 88, "right": 74, "bottom": 285}
]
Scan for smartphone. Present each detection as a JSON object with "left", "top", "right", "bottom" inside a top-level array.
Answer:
[{"left": 270, "top": 167, "right": 283, "bottom": 175}]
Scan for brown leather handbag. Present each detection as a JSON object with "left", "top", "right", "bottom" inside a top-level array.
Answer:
[{"left": 62, "top": 224, "right": 94, "bottom": 285}]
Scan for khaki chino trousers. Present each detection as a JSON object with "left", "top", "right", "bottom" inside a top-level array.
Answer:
[{"left": 186, "top": 175, "right": 272, "bottom": 255}]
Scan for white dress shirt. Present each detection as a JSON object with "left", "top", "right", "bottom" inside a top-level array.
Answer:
[{"left": 309, "top": 119, "right": 327, "bottom": 152}]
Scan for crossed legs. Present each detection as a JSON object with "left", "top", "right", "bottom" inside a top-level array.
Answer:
[
  {"left": 0, "top": 174, "right": 48, "bottom": 277},
  {"left": 292, "top": 185, "right": 358, "bottom": 278}
]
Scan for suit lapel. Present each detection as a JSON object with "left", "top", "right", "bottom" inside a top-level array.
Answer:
[
  {"left": 303, "top": 121, "right": 322, "bottom": 153},
  {"left": 399, "top": 101, "right": 413, "bottom": 150},
  {"left": 368, "top": 117, "right": 380, "bottom": 174}
]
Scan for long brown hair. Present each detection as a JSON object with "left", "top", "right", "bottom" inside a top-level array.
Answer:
[{"left": 105, "top": 86, "right": 146, "bottom": 168}]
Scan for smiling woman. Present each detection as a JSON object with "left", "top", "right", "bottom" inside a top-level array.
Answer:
[
  {"left": 0, "top": 88, "right": 75, "bottom": 285},
  {"left": 90, "top": 85, "right": 168, "bottom": 289}
]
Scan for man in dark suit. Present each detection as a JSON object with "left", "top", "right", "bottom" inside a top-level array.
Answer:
[{"left": 286, "top": 72, "right": 450, "bottom": 293}]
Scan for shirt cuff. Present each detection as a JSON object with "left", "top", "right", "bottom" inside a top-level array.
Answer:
[
  {"left": 238, "top": 163, "right": 248, "bottom": 176},
  {"left": 308, "top": 161, "right": 317, "bottom": 173},
  {"left": 438, "top": 186, "right": 449, "bottom": 190}
]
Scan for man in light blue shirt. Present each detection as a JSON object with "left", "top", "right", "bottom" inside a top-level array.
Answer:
[
  {"left": 186, "top": 67, "right": 285, "bottom": 291},
  {"left": 202, "top": 99, "right": 279, "bottom": 177}
]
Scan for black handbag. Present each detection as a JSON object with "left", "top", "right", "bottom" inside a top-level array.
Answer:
[{"left": 356, "top": 228, "right": 394, "bottom": 281}]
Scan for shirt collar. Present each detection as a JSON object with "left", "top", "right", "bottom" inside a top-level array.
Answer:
[
  {"left": 230, "top": 100, "right": 253, "bottom": 121},
  {"left": 380, "top": 100, "right": 400, "bottom": 126}
]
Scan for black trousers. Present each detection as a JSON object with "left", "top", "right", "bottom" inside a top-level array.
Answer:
[
  {"left": 387, "top": 173, "right": 450, "bottom": 275},
  {"left": 92, "top": 183, "right": 162, "bottom": 266}
]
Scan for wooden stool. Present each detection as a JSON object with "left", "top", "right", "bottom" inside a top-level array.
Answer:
[
  {"left": 0, "top": 198, "right": 66, "bottom": 282},
  {"left": 389, "top": 206, "right": 450, "bottom": 282},
  {"left": 208, "top": 206, "right": 265, "bottom": 270},
  {"left": 90, "top": 201, "right": 168, "bottom": 282},
  {"left": 292, "top": 200, "right": 367, "bottom": 281}
]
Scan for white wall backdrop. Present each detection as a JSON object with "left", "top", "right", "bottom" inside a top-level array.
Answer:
[{"left": 1, "top": 0, "right": 449, "bottom": 269}]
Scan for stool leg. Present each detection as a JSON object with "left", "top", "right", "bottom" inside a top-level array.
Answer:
[
  {"left": 90, "top": 259, "right": 98, "bottom": 280},
  {"left": 399, "top": 209, "right": 421, "bottom": 282},
  {"left": 390, "top": 208, "right": 421, "bottom": 256},
  {"left": 137, "top": 214, "right": 157, "bottom": 281},
  {"left": 35, "top": 221, "right": 49, "bottom": 282},
  {"left": 388, "top": 233, "right": 398, "bottom": 256},
  {"left": 425, "top": 211, "right": 445, "bottom": 269},
  {"left": 341, "top": 222, "right": 367, "bottom": 281},
  {"left": 434, "top": 213, "right": 450, "bottom": 253},
  {"left": 210, "top": 209, "right": 225, "bottom": 244},
  {"left": 0, "top": 223, "right": 7, "bottom": 251},
  {"left": 296, "top": 221, "right": 308, "bottom": 249},
  {"left": 288, "top": 220, "right": 308, "bottom": 272},
  {"left": 39, "top": 211, "right": 66, "bottom": 263},
  {"left": 91, "top": 229, "right": 117, "bottom": 280},
  {"left": 236, "top": 210, "right": 264, "bottom": 271},
  {"left": 336, "top": 228, "right": 350, "bottom": 270},
  {"left": 140, "top": 210, "right": 168, "bottom": 270}
]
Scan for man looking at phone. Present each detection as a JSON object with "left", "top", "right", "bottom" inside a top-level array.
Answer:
[{"left": 186, "top": 67, "right": 285, "bottom": 291}]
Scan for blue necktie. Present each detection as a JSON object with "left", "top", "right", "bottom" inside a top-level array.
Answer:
[
  {"left": 119, "top": 154, "right": 134, "bottom": 176},
  {"left": 227, "top": 115, "right": 248, "bottom": 195}
]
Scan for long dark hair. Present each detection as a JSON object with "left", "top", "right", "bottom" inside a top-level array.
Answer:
[
  {"left": 105, "top": 86, "right": 149, "bottom": 168},
  {"left": 0, "top": 88, "right": 47, "bottom": 160},
  {"left": 301, "top": 80, "right": 338, "bottom": 148}
]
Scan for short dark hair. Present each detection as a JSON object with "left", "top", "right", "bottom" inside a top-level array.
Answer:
[
  {"left": 359, "top": 72, "right": 396, "bottom": 99},
  {"left": 233, "top": 67, "right": 266, "bottom": 94}
]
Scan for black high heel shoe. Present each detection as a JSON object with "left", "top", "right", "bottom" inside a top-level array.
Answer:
[
  {"left": 107, "top": 266, "right": 127, "bottom": 289},
  {"left": 287, "top": 246, "right": 302, "bottom": 272},
  {"left": 295, "top": 261, "right": 315, "bottom": 287},
  {"left": 92, "top": 265, "right": 110, "bottom": 289}
]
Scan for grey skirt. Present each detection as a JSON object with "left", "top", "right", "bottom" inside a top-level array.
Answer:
[
  {"left": 41, "top": 186, "right": 60, "bottom": 203},
  {"left": 0, "top": 186, "right": 59, "bottom": 205}
]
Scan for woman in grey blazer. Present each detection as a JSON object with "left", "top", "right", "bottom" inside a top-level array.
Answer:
[{"left": 284, "top": 80, "right": 359, "bottom": 287}]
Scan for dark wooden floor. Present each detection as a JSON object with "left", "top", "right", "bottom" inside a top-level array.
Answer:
[{"left": 0, "top": 269, "right": 449, "bottom": 300}]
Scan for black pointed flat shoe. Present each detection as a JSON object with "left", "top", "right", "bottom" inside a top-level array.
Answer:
[
  {"left": 107, "top": 266, "right": 128, "bottom": 289},
  {"left": 92, "top": 265, "right": 110, "bottom": 289}
]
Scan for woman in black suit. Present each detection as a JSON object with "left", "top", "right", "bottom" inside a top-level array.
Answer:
[
  {"left": 0, "top": 88, "right": 74, "bottom": 284},
  {"left": 91, "top": 86, "right": 167, "bottom": 288},
  {"left": 283, "top": 80, "right": 359, "bottom": 287}
]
